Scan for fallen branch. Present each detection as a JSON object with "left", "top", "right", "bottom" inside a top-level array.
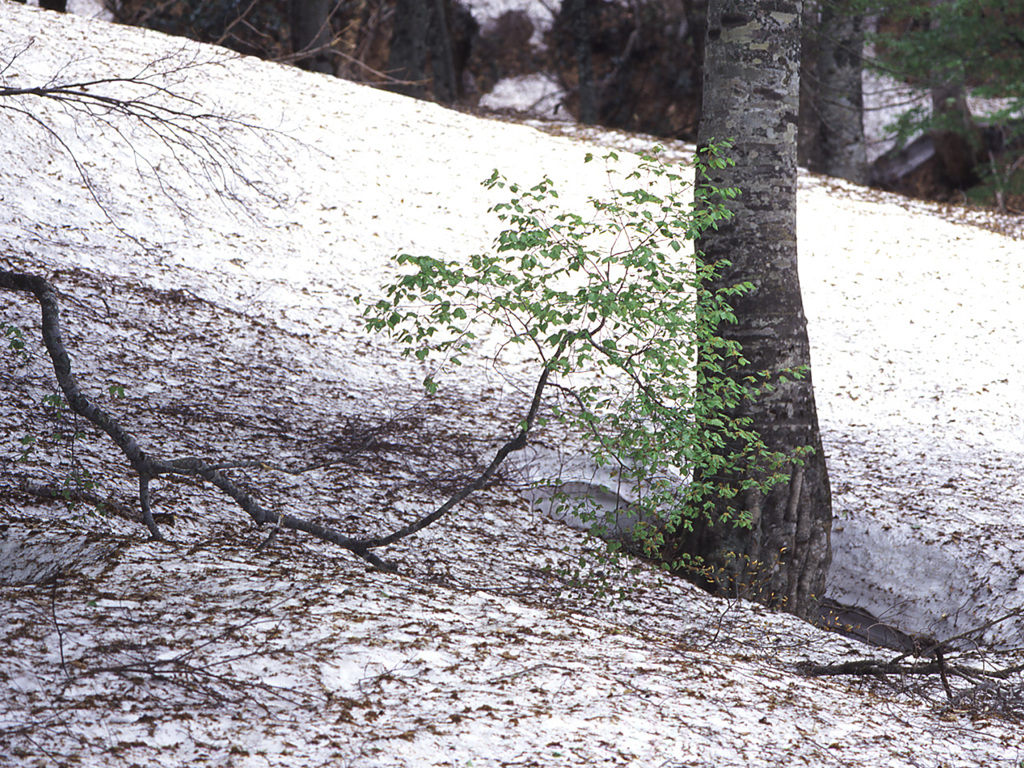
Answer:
[
  {"left": 800, "top": 610, "right": 1024, "bottom": 711},
  {"left": 799, "top": 656, "right": 949, "bottom": 682},
  {"left": 2, "top": 269, "right": 544, "bottom": 570}
]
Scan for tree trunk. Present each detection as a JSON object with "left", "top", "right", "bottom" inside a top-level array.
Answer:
[
  {"left": 797, "top": 0, "right": 820, "bottom": 168},
  {"left": 386, "top": 0, "right": 431, "bottom": 97},
  {"left": 682, "top": 0, "right": 832, "bottom": 620},
  {"left": 428, "top": 0, "right": 459, "bottom": 104},
  {"left": 566, "top": 0, "right": 597, "bottom": 124},
  {"left": 291, "top": 0, "right": 335, "bottom": 74},
  {"left": 809, "top": 1, "right": 867, "bottom": 184},
  {"left": 930, "top": 83, "right": 980, "bottom": 189},
  {"left": 387, "top": 0, "right": 459, "bottom": 102}
]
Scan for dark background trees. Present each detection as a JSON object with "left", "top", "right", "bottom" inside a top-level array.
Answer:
[
  {"left": 107, "top": 0, "right": 705, "bottom": 135},
  {"left": 10, "top": 0, "right": 67, "bottom": 11},
  {"left": 291, "top": 0, "right": 335, "bottom": 74},
  {"left": 103, "top": 0, "right": 1022, "bottom": 209},
  {"left": 545, "top": 0, "right": 704, "bottom": 136},
  {"left": 385, "top": 0, "right": 460, "bottom": 102}
]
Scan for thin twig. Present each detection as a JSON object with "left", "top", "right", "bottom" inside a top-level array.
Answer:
[{"left": 49, "top": 573, "right": 70, "bottom": 681}]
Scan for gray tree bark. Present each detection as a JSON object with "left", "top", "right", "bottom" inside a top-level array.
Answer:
[
  {"left": 809, "top": 1, "right": 868, "bottom": 184},
  {"left": 291, "top": 0, "right": 335, "bottom": 75},
  {"left": 682, "top": 0, "right": 832, "bottom": 620}
]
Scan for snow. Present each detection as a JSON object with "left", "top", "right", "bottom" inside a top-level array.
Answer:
[
  {"left": 478, "top": 73, "right": 566, "bottom": 118},
  {"left": 463, "top": 0, "right": 555, "bottom": 45},
  {"left": 1, "top": 3, "right": 1024, "bottom": 767}
]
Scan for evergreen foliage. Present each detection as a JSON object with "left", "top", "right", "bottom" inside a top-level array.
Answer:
[
  {"left": 871, "top": 0, "right": 1023, "bottom": 104},
  {"left": 865, "top": 0, "right": 1024, "bottom": 206}
]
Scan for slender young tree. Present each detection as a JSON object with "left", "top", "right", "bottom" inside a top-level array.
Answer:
[{"left": 673, "top": 0, "right": 833, "bottom": 620}]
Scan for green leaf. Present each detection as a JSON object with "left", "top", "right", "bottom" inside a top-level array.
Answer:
[{"left": 361, "top": 143, "right": 794, "bottom": 601}]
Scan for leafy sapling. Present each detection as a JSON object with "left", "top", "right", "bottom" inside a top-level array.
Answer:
[
  {"left": 1, "top": 321, "right": 29, "bottom": 364},
  {"left": 365, "top": 146, "right": 799, "bottom": 584}
]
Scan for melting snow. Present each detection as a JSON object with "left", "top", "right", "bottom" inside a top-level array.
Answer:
[{"left": 1, "top": 4, "right": 1023, "bottom": 767}]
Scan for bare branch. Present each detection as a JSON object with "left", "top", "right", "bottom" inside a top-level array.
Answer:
[
  {"left": 799, "top": 611, "right": 1024, "bottom": 716},
  {"left": 2, "top": 270, "right": 543, "bottom": 571},
  {"left": 0, "top": 41, "right": 290, "bottom": 237},
  {"left": 358, "top": 356, "right": 556, "bottom": 549}
]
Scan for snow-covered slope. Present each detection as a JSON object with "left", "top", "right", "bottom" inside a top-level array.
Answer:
[{"left": 1, "top": 4, "right": 1023, "bottom": 766}]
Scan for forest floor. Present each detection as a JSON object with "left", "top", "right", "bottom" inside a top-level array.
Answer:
[{"left": 1, "top": 4, "right": 1023, "bottom": 766}]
